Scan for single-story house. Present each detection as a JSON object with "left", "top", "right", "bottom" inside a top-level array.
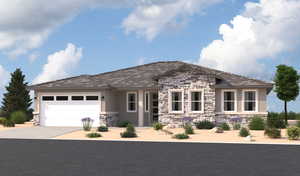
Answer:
[{"left": 29, "top": 61, "right": 273, "bottom": 127}]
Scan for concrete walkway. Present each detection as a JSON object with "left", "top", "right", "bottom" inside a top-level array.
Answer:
[{"left": 0, "top": 127, "right": 80, "bottom": 139}]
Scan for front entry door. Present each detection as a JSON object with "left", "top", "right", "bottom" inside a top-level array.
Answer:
[{"left": 151, "top": 93, "right": 159, "bottom": 123}]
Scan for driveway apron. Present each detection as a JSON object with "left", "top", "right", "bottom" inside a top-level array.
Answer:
[{"left": 0, "top": 127, "right": 80, "bottom": 139}]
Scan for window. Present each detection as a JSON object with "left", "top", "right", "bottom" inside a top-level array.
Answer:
[
  {"left": 190, "top": 90, "right": 203, "bottom": 112},
  {"left": 72, "top": 96, "right": 84, "bottom": 101},
  {"left": 145, "top": 92, "right": 150, "bottom": 112},
  {"left": 86, "top": 96, "right": 99, "bottom": 101},
  {"left": 169, "top": 90, "right": 183, "bottom": 113},
  {"left": 223, "top": 90, "right": 236, "bottom": 112},
  {"left": 56, "top": 96, "right": 68, "bottom": 101},
  {"left": 243, "top": 90, "right": 257, "bottom": 111},
  {"left": 127, "top": 92, "right": 137, "bottom": 112},
  {"left": 42, "top": 96, "right": 54, "bottom": 101}
]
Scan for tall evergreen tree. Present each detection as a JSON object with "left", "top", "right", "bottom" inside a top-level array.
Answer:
[
  {"left": 1, "top": 68, "right": 32, "bottom": 118},
  {"left": 274, "top": 65, "right": 300, "bottom": 125}
]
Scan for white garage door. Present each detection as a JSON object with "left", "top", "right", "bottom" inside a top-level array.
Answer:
[{"left": 40, "top": 94, "right": 101, "bottom": 127}]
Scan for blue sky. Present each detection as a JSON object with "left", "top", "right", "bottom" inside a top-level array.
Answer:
[{"left": 0, "top": 0, "right": 299, "bottom": 112}]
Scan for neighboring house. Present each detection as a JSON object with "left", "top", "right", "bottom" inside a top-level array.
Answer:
[{"left": 29, "top": 61, "right": 273, "bottom": 127}]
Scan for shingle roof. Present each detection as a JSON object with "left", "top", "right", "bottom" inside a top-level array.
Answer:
[{"left": 29, "top": 61, "right": 273, "bottom": 90}]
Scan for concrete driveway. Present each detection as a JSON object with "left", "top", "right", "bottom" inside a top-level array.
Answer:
[{"left": 0, "top": 127, "right": 80, "bottom": 139}]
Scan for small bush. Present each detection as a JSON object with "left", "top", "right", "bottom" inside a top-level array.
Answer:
[
  {"left": 287, "top": 126, "right": 300, "bottom": 140},
  {"left": 239, "top": 127, "right": 250, "bottom": 137},
  {"left": 10, "top": 111, "right": 27, "bottom": 124},
  {"left": 220, "top": 123, "right": 230, "bottom": 131},
  {"left": 153, "top": 123, "right": 163, "bottom": 130},
  {"left": 120, "top": 124, "right": 137, "bottom": 138},
  {"left": 97, "top": 126, "right": 108, "bottom": 132},
  {"left": 0, "top": 117, "right": 7, "bottom": 124},
  {"left": 296, "top": 121, "right": 300, "bottom": 128},
  {"left": 86, "top": 132, "right": 102, "bottom": 138},
  {"left": 264, "top": 128, "right": 281, "bottom": 138},
  {"left": 215, "top": 127, "right": 224, "bottom": 133},
  {"left": 249, "top": 116, "right": 265, "bottom": 130},
  {"left": 267, "top": 113, "right": 286, "bottom": 129},
  {"left": 3, "top": 119, "right": 15, "bottom": 127},
  {"left": 173, "top": 133, "right": 189, "bottom": 139},
  {"left": 233, "top": 123, "right": 241, "bottom": 130},
  {"left": 195, "top": 120, "right": 215, "bottom": 129},
  {"left": 117, "top": 121, "right": 131, "bottom": 128},
  {"left": 184, "top": 125, "right": 194, "bottom": 134},
  {"left": 81, "top": 118, "right": 93, "bottom": 131}
]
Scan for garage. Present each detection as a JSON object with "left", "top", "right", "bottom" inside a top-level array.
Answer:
[{"left": 40, "top": 93, "right": 101, "bottom": 127}]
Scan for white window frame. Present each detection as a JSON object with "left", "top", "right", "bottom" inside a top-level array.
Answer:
[
  {"left": 168, "top": 89, "right": 184, "bottom": 114},
  {"left": 221, "top": 89, "right": 237, "bottom": 113},
  {"left": 144, "top": 91, "right": 150, "bottom": 112},
  {"left": 127, "top": 92, "right": 137, "bottom": 113},
  {"left": 188, "top": 89, "right": 204, "bottom": 113},
  {"left": 242, "top": 89, "right": 258, "bottom": 113}
]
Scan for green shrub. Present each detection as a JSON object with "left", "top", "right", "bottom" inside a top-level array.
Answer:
[
  {"left": 117, "top": 120, "right": 131, "bottom": 128},
  {"left": 215, "top": 127, "right": 224, "bottom": 133},
  {"left": 0, "top": 117, "right": 7, "bottom": 124},
  {"left": 153, "top": 122, "right": 164, "bottom": 130},
  {"left": 264, "top": 128, "right": 281, "bottom": 138},
  {"left": 249, "top": 116, "right": 265, "bottom": 130},
  {"left": 86, "top": 132, "right": 102, "bottom": 138},
  {"left": 195, "top": 120, "right": 215, "bottom": 129},
  {"left": 173, "top": 133, "right": 189, "bottom": 139},
  {"left": 3, "top": 119, "right": 15, "bottom": 127},
  {"left": 220, "top": 123, "right": 230, "bottom": 131},
  {"left": 296, "top": 121, "right": 300, "bottom": 128},
  {"left": 184, "top": 125, "right": 194, "bottom": 134},
  {"left": 287, "top": 126, "right": 300, "bottom": 140},
  {"left": 267, "top": 112, "right": 286, "bottom": 129},
  {"left": 97, "top": 126, "right": 108, "bottom": 132},
  {"left": 233, "top": 123, "right": 241, "bottom": 130},
  {"left": 120, "top": 124, "right": 137, "bottom": 138},
  {"left": 239, "top": 127, "right": 250, "bottom": 137},
  {"left": 10, "top": 111, "right": 27, "bottom": 124}
]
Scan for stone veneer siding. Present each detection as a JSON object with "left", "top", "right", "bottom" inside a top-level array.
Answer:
[{"left": 158, "top": 72, "right": 216, "bottom": 127}]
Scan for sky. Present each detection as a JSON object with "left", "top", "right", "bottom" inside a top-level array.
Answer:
[{"left": 0, "top": 0, "right": 299, "bottom": 112}]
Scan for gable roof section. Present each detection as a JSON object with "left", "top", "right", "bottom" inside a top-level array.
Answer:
[{"left": 29, "top": 61, "right": 273, "bottom": 90}]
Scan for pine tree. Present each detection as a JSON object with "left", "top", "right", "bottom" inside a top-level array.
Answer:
[{"left": 1, "top": 68, "right": 32, "bottom": 118}]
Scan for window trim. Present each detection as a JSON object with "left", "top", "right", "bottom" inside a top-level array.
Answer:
[
  {"left": 168, "top": 89, "right": 184, "bottom": 114},
  {"left": 127, "top": 92, "right": 137, "bottom": 113},
  {"left": 242, "top": 89, "right": 258, "bottom": 113},
  {"left": 188, "top": 89, "right": 204, "bottom": 113},
  {"left": 221, "top": 89, "right": 237, "bottom": 113},
  {"left": 144, "top": 91, "right": 150, "bottom": 112}
]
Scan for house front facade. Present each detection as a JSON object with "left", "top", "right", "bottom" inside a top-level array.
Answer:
[{"left": 29, "top": 61, "right": 273, "bottom": 127}]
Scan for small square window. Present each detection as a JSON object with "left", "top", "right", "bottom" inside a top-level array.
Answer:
[
  {"left": 56, "top": 96, "right": 68, "bottom": 101},
  {"left": 72, "top": 96, "right": 84, "bottom": 101},
  {"left": 86, "top": 96, "right": 99, "bottom": 101},
  {"left": 42, "top": 96, "right": 54, "bottom": 101}
]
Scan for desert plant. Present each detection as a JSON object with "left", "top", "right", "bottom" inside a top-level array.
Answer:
[
  {"left": 120, "top": 124, "right": 137, "bottom": 138},
  {"left": 249, "top": 116, "right": 265, "bottom": 130},
  {"left": 97, "top": 126, "right": 108, "bottom": 132},
  {"left": 184, "top": 124, "right": 194, "bottom": 134},
  {"left": 81, "top": 117, "right": 93, "bottom": 131},
  {"left": 173, "top": 133, "right": 189, "bottom": 139},
  {"left": 287, "top": 126, "right": 300, "bottom": 140},
  {"left": 117, "top": 120, "right": 131, "bottom": 128},
  {"left": 239, "top": 127, "right": 250, "bottom": 137},
  {"left": 86, "top": 132, "right": 102, "bottom": 138},
  {"left": 267, "top": 112, "right": 286, "bottom": 129},
  {"left": 233, "top": 123, "right": 241, "bottom": 130},
  {"left": 195, "top": 120, "right": 215, "bottom": 129},
  {"left": 3, "top": 119, "right": 15, "bottom": 127},
  {"left": 264, "top": 128, "right": 281, "bottom": 138},
  {"left": 153, "top": 122, "right": 164, "bottom": 130},
  {"left": 0, "top": 117, "right": 7, "bottom": 124},
  {"left": 220, "top": 123, "right": 230, "bottom": 131},
  {"left": 10, "top": 111, "right": 27, "bottom": 124}
]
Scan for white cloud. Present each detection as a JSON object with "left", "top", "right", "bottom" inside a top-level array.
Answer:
[
  {"left": 137, "top": 57, "right": 146, "bottom": 65},
  {"left": 29, "top": 52, "right": 39, "bottom": 63},
  {"left": 33, "top": 43, "right": 82, "bottom": 84},
  {"left": 198, "top": 0, "right": 300, "bottom": 78},
  {"left": 0, "top": 65, "right": 9, "bottom": 89},
  {"left": 123, "top": 0, "right": 222, "bottom": 40}
]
